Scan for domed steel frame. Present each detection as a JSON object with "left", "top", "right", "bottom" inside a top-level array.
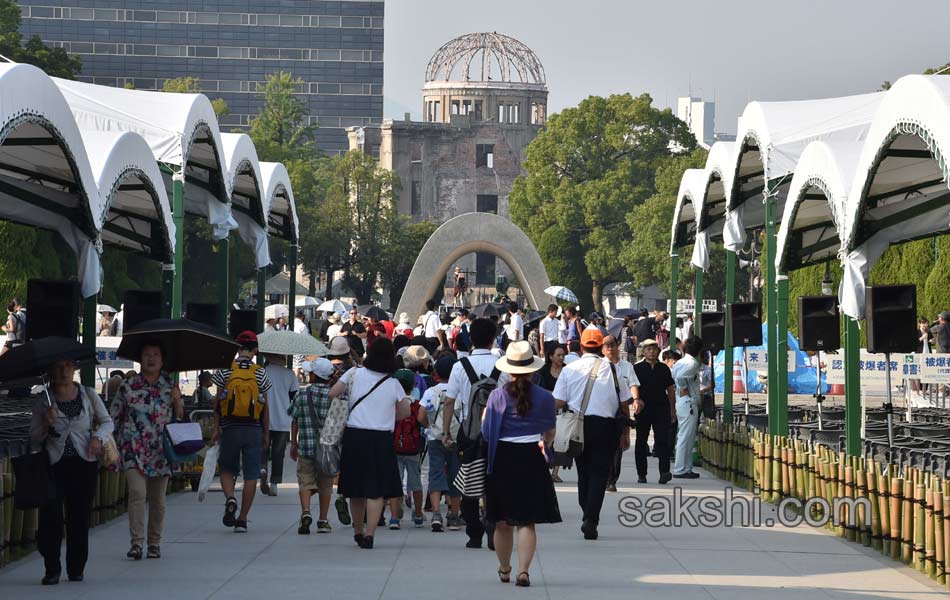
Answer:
[{"left": 425, "top": 32, "right": 546, "bottom": 86}]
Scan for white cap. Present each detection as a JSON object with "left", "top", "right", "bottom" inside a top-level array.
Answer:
[{"left": 303, "top": 358, "right": 335, "bottom": 380}]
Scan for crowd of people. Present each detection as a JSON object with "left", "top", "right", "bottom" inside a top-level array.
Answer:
[{"left": 25, "top": 297, "right": 716, "bottom": 587}]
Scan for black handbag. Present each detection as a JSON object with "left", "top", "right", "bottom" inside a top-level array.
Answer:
[{"left": 12, "top": 446, "right": 53, "bottom": 509}]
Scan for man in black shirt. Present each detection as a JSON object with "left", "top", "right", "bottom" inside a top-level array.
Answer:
[
  {"left": 632, "top": 338, "right": 676, "bottom": 484},
  {"left": 632, "top": 309, "right": 655, "bottom": 360},
  {"left": 340, "top": 308, "right": 367, "bottom": 356}
]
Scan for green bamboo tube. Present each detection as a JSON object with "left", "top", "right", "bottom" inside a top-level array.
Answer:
[
  {"left": 915, "top": 483, "right": 927, "bottom": 572},
  {"left": 844, "top": 465, "right": 856, "bottom": 542},
  {"left": 835, "top": 459, "right": 845, "bottom": 537},
  {"left": 856, "top": 466, "right": 870, "bottom": 546},
  {"left": 758, "top": 440, "right": 768, "bottom": 500},
  {"left": 0, "top": 469, "right": 8, "bottom": 567},
  {"left": 926, "top": 487, "right": 936, "bottom": 579},
  {"left": 943, "top": 483, "right": 950, "bottom": 591},
  {"left": 877, "top": 472, "right": 890, "bottom": 556},
  {"left": 807, "top": 453, "right": 817, "bottom": 511},
  {"left": 902, "top": 479, "right": 914, "bottom": 564},
  {"left": 771, "top": 441, "right": 782, "bottom": 504},
  {"left": 934, "top": 488, "right": 945, "bottom": 584},
  {"left": 891, "top": 477, "right": 903, "bottom": 561}
]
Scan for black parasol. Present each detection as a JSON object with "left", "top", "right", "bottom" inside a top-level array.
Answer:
[{"left": 117, "top": 318, "right": 240, "bottom": 372}]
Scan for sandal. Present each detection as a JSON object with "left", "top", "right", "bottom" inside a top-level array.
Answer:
[
  {"left": 497, "top": 566, "right": 512, "bottom": 583},
  {"left": 552, "top": 474, "right": 563, "bottom": 483},
  {"left": 516, "top": 572, "right": 530, "bottom": 587},
  {"left": 127, "top": 544, "right": 143, "bottom": 561}
]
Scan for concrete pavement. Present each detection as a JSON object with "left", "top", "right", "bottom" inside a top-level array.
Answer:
[{"left": 0, "top": 452, "right": 943, "bottom": 599}]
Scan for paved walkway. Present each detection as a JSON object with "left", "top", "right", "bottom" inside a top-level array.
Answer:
[{"left": 0, "top": 454, "right": 943, "bottom": 599}]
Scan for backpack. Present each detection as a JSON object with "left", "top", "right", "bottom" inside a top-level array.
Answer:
[
  {"left": 456, "top": 358, "right": 500, "bottom": 456},
  {"left": 454, "top": 322, "right": 471, "bottom": 352},
  {"left": 394, "top": 400, "right": 423, "bottom": 455},
  {"left": 220, "top": 361, "right": 264, "bottom": 420}
]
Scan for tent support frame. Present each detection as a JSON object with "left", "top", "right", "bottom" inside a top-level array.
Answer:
[
  {"left": 723, "top": 250, "right": 736, "bottom": 423},
  {"left": 669, "top": 253, "right": 679, "bottom": 350}
]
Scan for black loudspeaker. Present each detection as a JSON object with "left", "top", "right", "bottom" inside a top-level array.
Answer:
[
  {"left": 699, "top": 311, "right": 725, "bottom": 355},
  {"left": 728, "top": 302, "right": 763, "bottom": 347},
  {"left": 124, "top": 290, "right": 163, "bottom": 331},
  {"left": 186, "top": 303, "right": 220, "bottom": 331},
  {"left": 866, "top": 285, "right": 917, "bottom": 354},
  {"left": 26, "top": 279, "right": 79, "bottom": 340},
  {"left": 229, "top": 309, "right": 258, "bottom": 339},
  {"left": 798, "top": 296, "right": 841, "bottom": 351}
]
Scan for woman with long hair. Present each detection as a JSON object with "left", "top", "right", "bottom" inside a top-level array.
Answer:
[
  {"left": 329, "top": 337, "right": 410, "bottom": 548},
  {"left": 481, "top": 341, "right": 561, "bottom": 587}
]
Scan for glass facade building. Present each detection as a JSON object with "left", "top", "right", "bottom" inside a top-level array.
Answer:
[{"left": 19, "top": 0, "right": 385, "bottom": 153}]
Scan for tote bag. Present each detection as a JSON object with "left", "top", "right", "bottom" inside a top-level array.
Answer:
[{"left": 552, "top": 358, "right": 602, "bottom": 458}]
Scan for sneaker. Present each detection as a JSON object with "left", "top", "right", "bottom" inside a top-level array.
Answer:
[
  {"left": 673, "top": 472, "right": 700, "bottom": 479},
  {"left": 658, "top": 472, "right": 673, "bottom": 484},
  {"left": 223, "top": 497, "right": 238, "bottom": 527},
  {"left": 446, "top": 512, "right": 461, "bottom": 531},
  {"left": 335, "top": 496, "right": 351, "bottom": 526},
  {"left": 127, "top": 544, "right": 143, "bottom": 560},
  {"left": 431, "top": 513, "right": 444, "bottom": 532},
  {"left": 317, "top": 520, "right": 332, "bottom": 533},
  {"left": 146, "top": 545, "right": 161, "bottom": 559},
  {"left": 413, "top": 514, "right": 425, "bottom": 528},
  {"left": 298, "top": 512, "right": 312, "bottom": 535},
  {"left": 388, "top": 518, "right": 401, "bottom": 530},
  {"left": 234, "top": 520, "right": 248, "bottom": 533},
  {"left": 267, "top": 484, "right": 278, "bottom": 497},
  {"left": 260, "top": 471, "right": 270, "bottom": 495}
]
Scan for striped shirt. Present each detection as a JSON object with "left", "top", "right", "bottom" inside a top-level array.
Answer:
[{"left": 212, "top": 356, "right": 273, "bottom": 427}]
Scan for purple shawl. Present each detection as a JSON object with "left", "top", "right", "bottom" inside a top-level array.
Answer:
[{"left": 481, "top": 383, "right": 557, "bottom": 474}]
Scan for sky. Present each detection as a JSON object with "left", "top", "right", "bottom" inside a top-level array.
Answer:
[{"left": 383, "top": 0, "right": 950, "bottom": 134}]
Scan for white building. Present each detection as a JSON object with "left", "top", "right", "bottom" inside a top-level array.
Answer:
[{"left": 677, "top": 96, "right": 716, "bottom": 148}]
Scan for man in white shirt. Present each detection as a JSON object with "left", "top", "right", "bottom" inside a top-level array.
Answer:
[
  {"left": 261, "top": 354, "right": 300, "bottom": 496},
  {"left": 422, "top": 300, "right": 443, "bottom": 352},
  {"left": 442, "top": 318, "right": 509, "bottom": 548},
  {"left": 602, "top": 334, "right": 639, "bottom": 492},
  {"left": 504, "top": 301, "right": 523, "bottom": 347},
  {"left": 553, "top": 328, "right": 632, "bottom": 540},
  {"left": 564, "top": 340, "right": 582, "bottom": 364},
  {"left": 326, "top": 313, "right": 343, "bottom": 340},
  {"left": 293, "top": 310, "right": 309, "bottom": 382},
  {"left": 671, "top": 336, "right": 703, "bottom": 479},
  {"left": 539, "top": 303, "right": 560, "bottom": 359}
]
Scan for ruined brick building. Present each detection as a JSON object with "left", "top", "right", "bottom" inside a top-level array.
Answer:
[{"left": 348, "top": 32, "right": 547, "bottom": 295}]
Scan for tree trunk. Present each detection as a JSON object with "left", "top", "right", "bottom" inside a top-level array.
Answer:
[
  {"left": 590, "top": 281, "right": 603, "bottom": 316},
  {"left": 324, "top": 268, "right": 334, "bottom": 301},
  {"left": 308, "top": 270, "right": 317, "bottom": 298}
]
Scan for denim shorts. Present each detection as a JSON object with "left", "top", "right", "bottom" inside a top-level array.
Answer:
[
  {"left": 396, "top": 454, "right": 423, "bottom": 492},
  {"left": 426, "top": 440, "right": 461, "bottom": 497},
  {"left": 219, "top": 426, "right": 263, "bottom": 480}
]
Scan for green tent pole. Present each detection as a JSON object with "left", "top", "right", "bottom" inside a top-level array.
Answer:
[
  {"left": 694, "top": 267, "right": 704, "bottom": 334},
  {"left": 723, "top": 250, "right": 736, "bottom": 423},
  {"left": 288, "top": 243, "right": 297, "bottom": 326},
  {"left": 171, "top": 171, "right": 184, "bottom": 320},
  {"left": 765, "top": 185, "right": 780, "bottom": 435},
  {"left": 161, "top": 265, "right": 174, "bottom": 318},
  {"left": 775, "top": 274, "right": 789, "bottom": 435},
  {"left": 217, "top": 236, "right": 229, "bottom": 333},
  {"left": 256, "top": 268, "right": 266, "bottom": 333},
  {"left": 669, "top": 253, "right": 679, "bottom": 350},
  {"left": 80, "top": 295, "right": 96, "bottom": 387},
  {"left": 845, "top": 317, "right": 862, "bottom": 456}
]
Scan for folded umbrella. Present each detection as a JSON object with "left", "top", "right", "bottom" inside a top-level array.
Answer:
[
  {"left": 358, "top": 305, "right": 390, "bottom": 322},
  {"left": 544, "top": 285, "right": 579, "bottom": 305},
  {"left": 0, "top": 337, "right": 96, "bottom": 384},
  {"left": 256, "top": 329, "right": 329, "bottom": 356},
  {"left": 117, "top": 319, "right": 239, "bottom": 372},
  {"left": 470, "top": 303, "right": 500, "bottom": 319}
]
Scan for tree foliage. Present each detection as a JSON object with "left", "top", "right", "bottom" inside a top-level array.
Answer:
[
  {"left": 248, "top": 72, "right": 317, "bottom": 163},
  {"left": 510, "top": 93, "right": 695, "bottom": 311},
  {"left": 379, "top": 219, "right": 438, "bottom": 310},
  {"left": 0, "top": 0, "right": 80, "bottom": 78}
]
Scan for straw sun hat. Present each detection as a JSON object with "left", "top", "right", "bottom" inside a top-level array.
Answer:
[{"left": 495, "top": 341, "right": 544, "bottom": 375}]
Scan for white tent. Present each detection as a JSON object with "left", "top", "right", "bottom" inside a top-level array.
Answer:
[
  {"left": 698, "top": 141, "right": 736, "bottom": 238},
  {"left": 839, "top": 74, "right": 950, "bottom": 319},
  {"left": 260, "top": 162, "right": 299, "bottom": 243},
  {"left": 670, "top": 168, "right": 709, "bottom": 269},
  {"left": 221, "top": 132, "right": 269, "bottom": 268},
  {"left": 724, "top": 92, "right": 884, "bottom": 251},
  {"left": 0, "top": 63, "right": 103, "bottom": 296},
  {"left": 54, "top": 77, "right": 236, "bottom": 239},
  {"left": 774, "top": 140, "right": 860, "bottom": 274},
  {"left": 83, "top": 130, "right": 175, "bottom": 263}
]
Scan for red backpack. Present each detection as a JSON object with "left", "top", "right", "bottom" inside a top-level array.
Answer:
[{"left": 394, "top": 401, "right": 423, "bottom": 455}]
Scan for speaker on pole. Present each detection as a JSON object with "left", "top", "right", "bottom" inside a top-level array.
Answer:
[
  {"left": 866, "top": 285, "right": 917, "bottom": 354},
  {"left": 186, "top": 303, "right": 221, "bottom": 331},
  {"left": 699, "top": 311, "right": 725, "bottom": 355},
  {"left": 26, "top": 279, "right": 79, "bottom": 340},
  {"left": 798, "top": 296, "right": 841, "bottom": 351},
  {"left": 123, "top": 290, "right": 163, "bottom": 331},
  {"left": 728, "top": 302, "right": 762, "bottom": 347},
  {"left": 229, "top": 309, "right": 258, "bottom": 339}
]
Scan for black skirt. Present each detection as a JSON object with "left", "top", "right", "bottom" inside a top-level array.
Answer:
[
  {"left": 339, "top": 427, "right": 403, "bottom": 500},
  {"left": 485, "top": 441, "right": 562, "bottom": 526}
]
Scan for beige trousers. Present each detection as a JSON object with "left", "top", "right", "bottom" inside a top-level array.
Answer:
[{"left": 126, "top": 469, "right": 169, "bottom": 547}]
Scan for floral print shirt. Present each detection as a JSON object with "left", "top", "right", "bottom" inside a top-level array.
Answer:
[{"left": 110, "top": 372, "right": 174, "bottom": 477}]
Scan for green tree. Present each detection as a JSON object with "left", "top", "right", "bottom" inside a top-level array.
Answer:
[
  {"left": 510, "top": 93, "right": 695, "bottom": 311},
  {"left": 535, "top": 226, "right": 592, "bottom": 314},
  {"left": 248, "top": 72, "right": 317, "bottom": 163},
  {"left": 379, "top": 219, "right": 438, "bottom": 310},
  {"left": 162, "top": 76, "right": 229, "bottom": 117},
  {"left": 0, "top": 0, "right": 80, "bottom": 78}
]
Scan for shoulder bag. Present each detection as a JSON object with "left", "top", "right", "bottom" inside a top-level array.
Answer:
[
  {"left": 12, "top": 438, "right": 52, "bottom": 509},
  {"left": 319, "top": 371, "right": 390, "bottom": 447},
  {"left": 80, "top": 385, "right": 120, "bottom": 469},
  {"left": 553, "top": 358, "right": 602, "bottom": 458}
]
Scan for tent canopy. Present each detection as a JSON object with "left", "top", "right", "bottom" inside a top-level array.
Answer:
[
  {"left": 0, "top": 63, "right": 102, "bottom": 296},
  {"left": 221, "top": 133, "right": 269, "bottom": 268},
  {"left": 839, "top": 74, "right": 950, "bottom": 319},
  {"left": 670, "top": 168, "right": 706, "bottom": 251},
  {"left": 265, "top": 271, "right": 308, "bottom": 296},
  {"left": 699, "top": 141, "right": 736, "bottom": 242},
  {"left": 55, "top": 77, "right": 235, "bottom": 239},
  {"left": 724, "top": 92, "right": 884, "bottom": 251},
  {"left": 775, "top": 140, "right": 860, "bottom": 274},
  {"left": 261, "top": 162, "right": 299, "bottom": 242}
]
